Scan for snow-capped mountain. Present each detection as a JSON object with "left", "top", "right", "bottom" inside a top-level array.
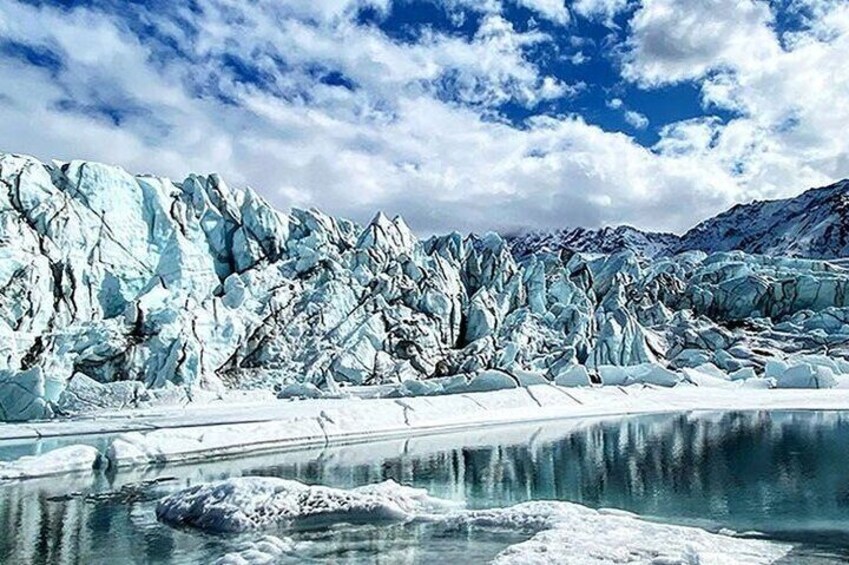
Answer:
[
  {"left": 507, "top": 225, "right": 679, "bottom": 259},
  {"left": 507, "top": 179, "right": 849, "bottom": 259},
  {"left": 677, "top": 179, "right": 849, "bottom": 259}
]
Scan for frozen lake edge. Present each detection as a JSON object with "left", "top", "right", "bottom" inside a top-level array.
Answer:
[{"left": 4, "top": 384, "right": 849, "bottom": 480}]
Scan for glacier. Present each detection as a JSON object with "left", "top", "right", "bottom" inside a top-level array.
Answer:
[{"left": 3, "top": 151, "right": 849, "bottom": 423}]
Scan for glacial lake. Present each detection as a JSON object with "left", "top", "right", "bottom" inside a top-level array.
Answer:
[{"left": 2, "top": 410, "right": 849, "bottom": 563}]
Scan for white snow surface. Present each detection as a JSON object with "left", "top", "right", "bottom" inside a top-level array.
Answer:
[
  {"left": 104, "top": 384, "right": 849, "bottom": 468},
  {"left": 156, "top": 477, "right": 457, "bottom": 533},
  {"left": 0, "top": 444, "right": 101, "bottom": 481}
]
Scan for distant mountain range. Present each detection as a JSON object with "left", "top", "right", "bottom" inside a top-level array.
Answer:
[{"left": 507, "top": 179, "right": 849, "bottom": 259}]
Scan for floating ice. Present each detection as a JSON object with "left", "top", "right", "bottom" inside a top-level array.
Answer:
[
  {"left": 448, "top": 501, "right": 790, "bottom": 564},
  {"left": 213, "top": 535, "right": 299, "bottom": 565},
  {"left": 198, "top": 482, "right": 790, "bottom": 565},
  {"left": 155, "top": 478, "right": 457, "bottom": 533}
]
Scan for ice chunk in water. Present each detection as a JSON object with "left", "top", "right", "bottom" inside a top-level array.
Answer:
[{"left": 156, "top": 478, "right": 458, "bottom": 533}]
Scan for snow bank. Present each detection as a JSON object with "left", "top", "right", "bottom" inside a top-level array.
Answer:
[
  {"left": 106, "top": 416, "right": 327, "bottom": 467},
  {"left": 85, "top": 383, "right": 849, "bottom": 468},
  {"left": 4, "top": 383, "right": 849, "bottom": 477},
  {"left": 448, "top": 501, "right": 790, "bottom": 564},
  {"left": 156, "top": 478, "right": 456, "bottom": 533},
  {"left": 0, "top": 444, "right": 101, "bottom": 481}
]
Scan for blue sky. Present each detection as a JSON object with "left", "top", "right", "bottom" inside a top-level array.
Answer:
[{"left": 1, "top": 0, "right": 848, "bottom": 234}]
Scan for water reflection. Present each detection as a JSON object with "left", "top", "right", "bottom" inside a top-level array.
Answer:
[{"left": 2, "top": 411, "right": 849, "bottom": 563}]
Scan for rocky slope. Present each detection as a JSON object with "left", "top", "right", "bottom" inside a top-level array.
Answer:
[
  {"left": 2, "top": 152, "right": 849, "bottom": 421},
  {"left": 677, "top": 179, "right": 849, "bottom": 258},
  {"left": 508, "top": 178, "right": 849, "bottom": 259}
]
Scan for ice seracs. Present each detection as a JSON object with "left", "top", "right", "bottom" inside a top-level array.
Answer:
[{"left": 3, "top": 151, "right": 849, "bottom": 421}]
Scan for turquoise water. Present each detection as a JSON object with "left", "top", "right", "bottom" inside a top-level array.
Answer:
[{"left": 1, "top": 410, "right": 849, "bottom": 563}]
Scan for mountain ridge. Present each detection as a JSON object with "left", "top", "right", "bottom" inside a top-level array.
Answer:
[{"left": 506, "top": 178, "right": 849, "bottom": 260}]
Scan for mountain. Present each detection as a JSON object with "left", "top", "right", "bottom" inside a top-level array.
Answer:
[
  {"left": 677, "top": 179, "right": 849, "bottom": 259},
  {"left": 506, "top": 225, "right": 679, "bottom": 259},
  {"left": 507, "top": 179, "right": 849, "bottom": 260},
  {"left": 2, "top": 152, "right": 849, "bottom": 422}
]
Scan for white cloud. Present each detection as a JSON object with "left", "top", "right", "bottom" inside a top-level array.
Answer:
[
  {"left": 624, "top": 110, "right": 649, "bottom": 129},
  {"left": 0, "top": 0, "right": 847, "bottom": 238},
  {"left": 573, "top": 0, "right": 631, "bottom": 23},
  {"left": 570, "top": 51, "right": 589, "bottom": 65},
  {"left": 623, "top": 0, "right": 779, "bottom": 86},
  {"left": 606, "top": 98, "right": 648, "bottom": 130},
  {"left": 515, "top": 0, "right": 570, "bottom": 25},
  {"left": 634, "top": 0, "right": 849, "bottom": 201}
]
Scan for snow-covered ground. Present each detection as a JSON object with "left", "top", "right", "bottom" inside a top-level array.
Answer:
[
  {"left": 0, "top": 444, "right": 102, "bottom": 481},
  {"left": 3, "top": 384, "right": 849, "bottom": 480}
]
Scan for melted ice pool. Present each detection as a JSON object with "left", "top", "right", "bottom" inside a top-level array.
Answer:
[{"left": 2, "top": 410, "right": 849, "bottom": 563}]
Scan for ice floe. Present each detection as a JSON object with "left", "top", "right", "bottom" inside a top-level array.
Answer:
[
  {"left": 213, "top": 535, "right": 300, "bottom": 565},
  {"left": 470, "top": 502, "right": 791, "bottom": 564},
  {"left": 156, "top": 478, "right": 456, "bottom": 533},
  {"left": 170, "top": 480, "right": 790, "bottom": 564}
]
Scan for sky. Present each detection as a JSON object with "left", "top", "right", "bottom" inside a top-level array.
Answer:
[{"left": 1, "top": 0, "right": 848, "bottom": 235}]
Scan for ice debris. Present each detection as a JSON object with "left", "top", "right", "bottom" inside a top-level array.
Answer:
[
  {"left": 190, "top": 481, "right": 789, "bottom": 565},
  {"left": 213, "top": 535, "right": 300, "bottom": 565}
]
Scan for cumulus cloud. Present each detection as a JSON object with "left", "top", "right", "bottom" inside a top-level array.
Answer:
[
  {"left": 515, "top": 0, "right": 570, "bottom": 25},
  {"left": 573, "top": 0, "right": 632, "bottom": 23},
  {"left": 0, "top": 0, "right": 847, "bottom": 236},
  {"left": 624, "top": 110, "right": 649, "bottom": 129},
  {"left": 628, "top": 0, "right": 849, "bottom": 200},
  {"left": 623, "top": 0, "right": 779, "bottom": 86}
]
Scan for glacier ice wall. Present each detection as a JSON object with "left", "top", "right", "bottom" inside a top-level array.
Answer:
[{"left": 2, "top": 152, "right": 849, "bottom": 420}]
